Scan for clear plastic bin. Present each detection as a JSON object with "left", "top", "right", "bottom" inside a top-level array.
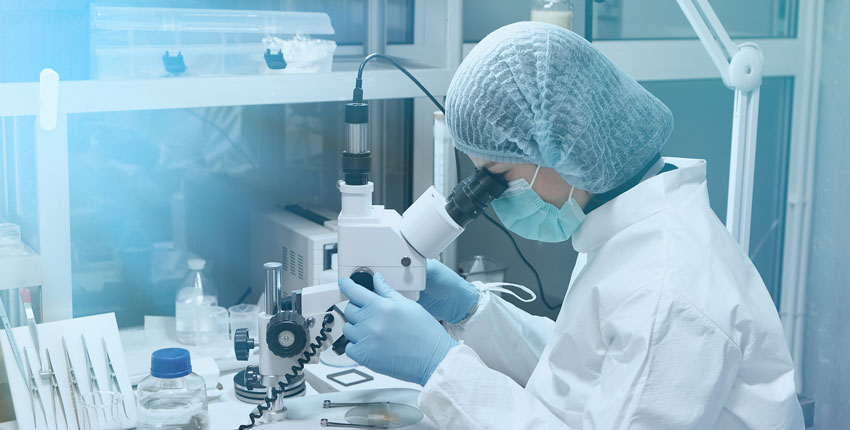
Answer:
[
  {"left": 0, "top": 223, "right": 21, "bottom": 247},
  {"left": 90, "top": 6, "right": 337, "bottom": 79}
]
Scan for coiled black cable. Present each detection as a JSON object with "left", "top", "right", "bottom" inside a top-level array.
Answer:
[{"left": 238, "top": 314, "right": 335, "bottom": 430}]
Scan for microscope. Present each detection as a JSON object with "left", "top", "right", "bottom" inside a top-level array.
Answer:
[{"left": 233, "top": 55, "right": 508, "bottom": 429}]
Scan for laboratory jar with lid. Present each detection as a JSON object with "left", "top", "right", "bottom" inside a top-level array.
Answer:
[
  {"left": 531, "top": 0, "right": 575, "bottom": 30},
  {"left": 136, "top": 348, "right": 209, "bottom": 430}
]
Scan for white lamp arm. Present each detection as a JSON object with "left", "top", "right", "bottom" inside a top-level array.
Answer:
[
  {"left": 676, "top": 0, "right": 765, "bottom": 253},
  {"left": 676, "top": 0, "right": 738, "bottom": 86}
]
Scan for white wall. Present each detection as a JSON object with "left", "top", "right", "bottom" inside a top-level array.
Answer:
[{"left": 802, "top": 1, "right": 850, "bottom": 428}]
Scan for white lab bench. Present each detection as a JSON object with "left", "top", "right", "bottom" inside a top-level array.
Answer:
[
  {"left": 207, "top": 369, "right": 432, "bottom": 429},
  {"left": 125, "top": 318, "right": 431, "bottom": 429},
  {"left": 1, "top": 320, "right": 432, "bottom": 430}
]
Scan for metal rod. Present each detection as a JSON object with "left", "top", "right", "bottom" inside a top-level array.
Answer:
[
  {"left": 264, "top": 262, "right": 283, "bottom": 315},
  {"left": 324, "top": 400, "right": 390, "bottom": 409},
  {"left": 321, "top": 419, "right": 387, "bottom": 429}
]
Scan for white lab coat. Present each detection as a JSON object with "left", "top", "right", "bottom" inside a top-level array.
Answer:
[{"left": 420, "top": 158, "right": 804, "bottom": 429}]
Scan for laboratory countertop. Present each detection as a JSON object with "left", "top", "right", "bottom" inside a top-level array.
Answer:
[
  {"left": 2, "top": 317, "right": 428, "bottom": 430},
  {"left": 211, "top": 370, "right": 433, "bottom": 429},
  {"left": 2, "top": 368, "right": 431, "bottom": 430},
  {"left": 128, "top": 317, "right": 427, "bottom": 429}
]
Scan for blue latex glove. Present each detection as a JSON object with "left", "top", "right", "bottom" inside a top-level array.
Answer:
[
  {"left": 340, "top": 273, "right": 459, "bottom": 386},
  {"left": 417, "top": 259, "right": 480, "bottom": 324}
]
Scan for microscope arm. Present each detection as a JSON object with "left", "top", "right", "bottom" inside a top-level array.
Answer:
[{"left": 296, "top": 282, "right": 349, "bottom": 361}]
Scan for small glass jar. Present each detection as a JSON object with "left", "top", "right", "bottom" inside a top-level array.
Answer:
[{"left": 531, "top": 0, "right": 575, "bottom": 31}]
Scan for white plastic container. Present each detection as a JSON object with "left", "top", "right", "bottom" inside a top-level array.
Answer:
[
  {"left": 90, "top": 6, "right": 336, "bottom": 79},
  {"left": 531, "top": 0, "right": 575, "bottom": 30},
  {"left": 137, "top": 348, "right": 209, "bottom": 430}
]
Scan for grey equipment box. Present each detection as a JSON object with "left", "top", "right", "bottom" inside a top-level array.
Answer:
[{"left": 250, "top": 206, "right": 338, "bottom": 296}]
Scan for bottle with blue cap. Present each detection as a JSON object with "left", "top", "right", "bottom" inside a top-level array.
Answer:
[{"left": 136, "top": 348, "right": 209, "bottom": 429}]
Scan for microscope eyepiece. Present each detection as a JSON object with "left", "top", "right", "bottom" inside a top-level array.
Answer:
[{"left": 445, "top": 169, "right": 508, "bottom": 228}]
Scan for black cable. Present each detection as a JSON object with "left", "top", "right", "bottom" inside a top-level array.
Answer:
[
  {"left": 235, "top": 287, "right": 252, "bottom": 305},
  {"left": 354, "top": 54, "right": 556, "bottom": 311},
  {"left": 238, "top": 314, "right": 334, "bottom": 430},
  {"left": 585, "top": 0, "right": 594, "bottom": 42},
  {"left": 481, "top": 213, "right": 561, "bottom": 311},
  {"left": 353, "top": 53, "right": 445, "bottom": 113},
  {"left": 452, "top": 138, "right": 557, "bottom": 311}
]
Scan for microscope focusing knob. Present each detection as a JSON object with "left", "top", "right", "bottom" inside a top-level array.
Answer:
[
  {"left": 234, "top": 328, "right": 255, "bottom": 361},
  {"left": 266, "top": 311, "right": 309, "bottom": 358},
  {"left": 350, "top": 269, "right": 374, "bottom": 291},
  {"left": 332, "top": 335, "right": 350, "bottom": 356},
  {"left": 244, "top": 365, "right": 260, "bottom": 391}
]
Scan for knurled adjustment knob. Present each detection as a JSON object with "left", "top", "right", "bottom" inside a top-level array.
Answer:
[
  {"left": 245, "top": 365, "right": 260, "bottom": 391},
  {"left": 234, "top": 328, "right": 255, "bottom": 361},
  {"left": 266, "top": 311, "right": 309, "bottom": 358}
]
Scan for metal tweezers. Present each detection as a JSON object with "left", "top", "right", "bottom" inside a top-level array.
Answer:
[
  {"left": 82, "top": 335, "right": 101, "bottom": 393},
  {"left": 24, "top": 347, "right": 48, "bottom": 429},
  {"left": 103, "top": 338, "right": 131, "bottom": 420},
  {"left": 46, "top": 350, "right": 68, "bottom": 429},
  {"left": 62, "top": 337, "right": 83, "bottom": 430}
]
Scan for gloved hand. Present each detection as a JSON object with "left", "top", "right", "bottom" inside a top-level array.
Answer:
[
  {"left": 417, "top": 259, "right": 480, "bottom": 323},
  {"left": 340, "top": 273, "right": 459, "bottom": 386}
]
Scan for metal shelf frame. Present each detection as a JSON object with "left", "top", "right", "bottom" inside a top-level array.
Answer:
[{"left": 0, "top": 0, "right": 463, "bottom": 322}]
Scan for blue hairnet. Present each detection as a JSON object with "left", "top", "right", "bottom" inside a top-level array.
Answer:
[{"left": 446, "top": 22, "right": 673, "bottom": 194}]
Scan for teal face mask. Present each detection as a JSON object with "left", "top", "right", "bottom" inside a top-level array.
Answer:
[{"left": 491, "top": 166, "right": 586, "bottom": 243}]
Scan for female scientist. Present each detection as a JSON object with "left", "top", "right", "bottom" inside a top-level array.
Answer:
[{"left": 339, "top": 22, "right": 804, "bottom": 429}]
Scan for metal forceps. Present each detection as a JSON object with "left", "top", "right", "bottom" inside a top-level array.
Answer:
[
  {"left": 82, "top": 335, "right": 102, "bottom": 392},
  {"left": 82, "top": 334, "right": 107, "bottom": 425},
  {"left": 102, "top": 338, "right": 130, "bottom": 420},
  {"left": 62, "top": 337, "right": 83, "bottom": 430},
  {"left": 46, "top": 350, "right": 69, "bottom": 429},
  {"left": 24, "top": 347, "right": 49, "bottom": 429}
]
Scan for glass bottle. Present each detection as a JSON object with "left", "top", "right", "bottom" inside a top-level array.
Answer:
[
  {"left": 137, "top": 348, "right": 209, "bottom": 430},
  {"left": 531, "top": 0, "right": 575, "bottom": 31},
  {"left": 175, "top": 258, "right": 218, "bottom": 345}
]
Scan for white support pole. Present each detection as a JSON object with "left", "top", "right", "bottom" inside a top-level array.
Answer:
[
  {"left": 432, "top": 109, "right": 458, "bottom": 269},
  {"left": 367, "top": 0, "right": 386, "bottom": 55},
  {"left": 445, "top": 0, "right": 464, "bottom": 72},
  {"left": 35, "top": 69, "right": 73, "bottom": 321},
  {"left": 725, "top": 87, "right": 761, "bottom": 253},
  {"left": 779, "top": 0, "right": 826, "bottom": 390}
]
